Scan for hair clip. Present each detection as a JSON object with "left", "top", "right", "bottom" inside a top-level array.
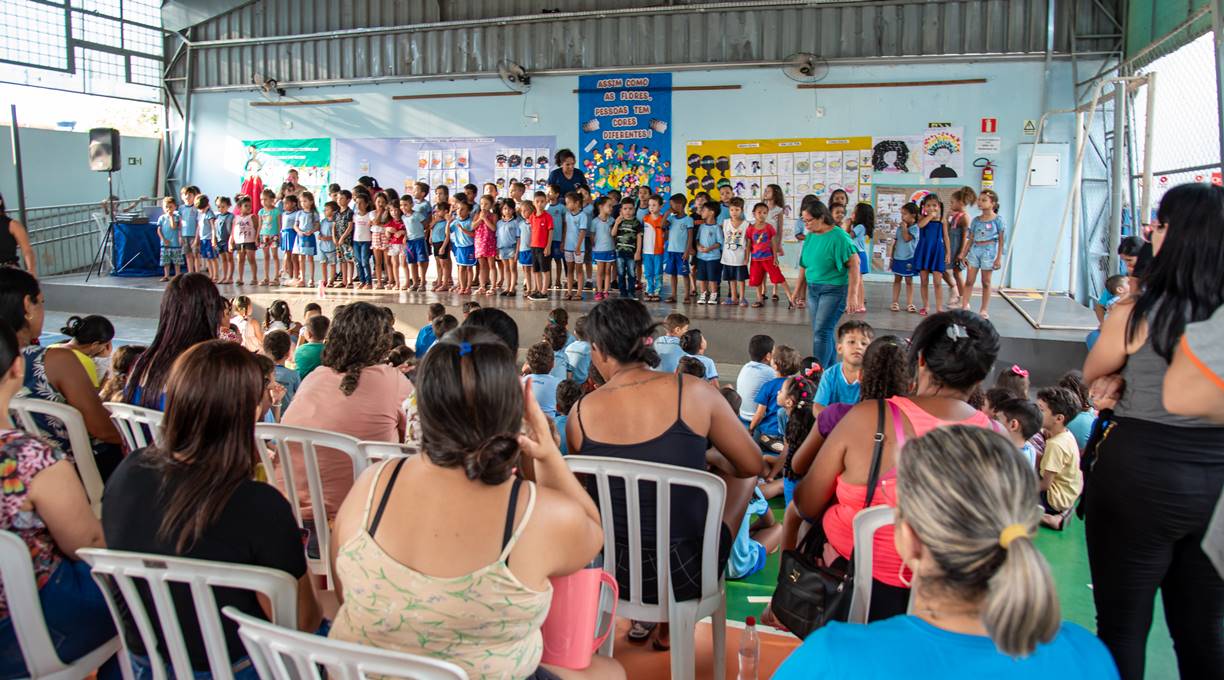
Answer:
[
  {"left": 458, "top": 341, "right": 472, "bottom": 356},
  {"left": 803, "top": 362, "right": 822, "bottom": 377},
  {"left": 945, "top": 323, "right": 969, "bottom": 341},
  {"left": 643, "top": 337, "right": 654, "bottom": 346},
  {"left": 1010, "top": 365, "right": 1029, "bottom": 378}
]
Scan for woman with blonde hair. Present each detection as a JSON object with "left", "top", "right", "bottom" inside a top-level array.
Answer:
[{"left": 773, "top": 426, "right": 1119, "bottom": 678}]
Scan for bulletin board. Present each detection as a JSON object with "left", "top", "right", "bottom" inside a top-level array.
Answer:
[
  {"left": 333, "top": 136, "right": 556, "bottom": 195},
  {"left": 578, "top": 73, "right": 673, "bottom": 195},
  {"left": 872, "top": 185, "right": 960, "bottom": 274},
  {"left": 684, "top": 136, "right": 874, "bottom": 219}
]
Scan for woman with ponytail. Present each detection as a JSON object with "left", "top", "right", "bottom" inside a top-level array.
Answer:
[
  {"left": 280, "top": 302, "right": 412, "bottom": 544},
  {"left": 774, "top": 426, "right": 1119, "bottom": 678},
  {"left": 567, "top": 298, "right": 763, "bottom": 649},
  {"left": 328, "top": 326, "right": 624, "bottom": 680}
]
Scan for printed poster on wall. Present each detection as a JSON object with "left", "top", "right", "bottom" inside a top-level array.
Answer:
[
  {"left": 684, "top": 136, "right": 874, "bottom": 228},
  {"left": 241, "top": 138, "right": 332, "bottom": 195},
  {"left": 333, "top": 136, "right": 555, "bottom": 196},
  {"left": 869, "top": 135, "right": 924, "bottom": 180},
  {"left": 873, "top": 185, "right": 961, "bottom": 273},
  {"left": 578, "top": 73, "right": 672, "bottom": 195},
  {"left": 921, "top": 127, "right": 965, "bottom": 180}
]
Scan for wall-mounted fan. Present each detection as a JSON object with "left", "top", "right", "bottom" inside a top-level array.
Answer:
[
  {"left": 252, "top": 73, "right": 286, "bottom": 98},
  {"left": 498, "top": 60, "right": 532, "bottom": 93},
  {"left": 783, "top": 53, "right": 829, "bottom": 83}
]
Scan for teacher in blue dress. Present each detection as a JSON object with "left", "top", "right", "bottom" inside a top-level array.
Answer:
[{"left": 547, "top": 149, "right": 589, "bottom": 195}]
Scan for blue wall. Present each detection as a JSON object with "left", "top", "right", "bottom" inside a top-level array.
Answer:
[
  {"left": 1, "top": 126, "right": 160, "bottom": 208},
  {"left": 187, "top": 59, "right": 1078, "bottom": 289}
]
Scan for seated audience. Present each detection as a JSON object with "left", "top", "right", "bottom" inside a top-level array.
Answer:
[
  {"left": 748, "top": 345, "right": 801, "bottom": 455},
  {"left": 0, "top": 269, "right": 122, "bottom": 470},
  {"left": 126, "top": 273, "right": 225, "bottom": 410},
  {"left": 280, "top": 302, "right": 412, "bottom": 536},
  {"left": 98, "top": 344, "right": 146, "bottom": 403},
  {"left": 775, "top": 311, "right": 1000, "bottom": 623},
  {"left": 0, "top": 319, "right": 118, "bottom": 679},
  {"left": 526, "top": 341, "right": 561, "bottom": 418},
  {"left": 462, "top": 307, "right": 521, "bottom": 355},
  {"left": 773, "top": 427, "right": 1120, "bottom": 679},
  {"left": 567, "top": 299, "right": 761, "bottom": 650},
  {"left": 103, "top": 341, "right": 320, "bottom": 678},
  {"left": 328, "top": 326, "right": 624, "bottom": 680},
  {"left": 1035, "top": 387, "right": 1083, "bottom": 530},
  {"left": 652, "top": 312, "right": 689, "bottom": 373},
  {"left": 734, "top": 334, "right": 775, "bottom": 425},
  {"left": 564, "top": 315, "right": 592, "bottom": 386},
  {"left": 52, "top": 314, "right": 115, "bottom": 388},
  {"left": 544, "top": 323, "right": 570, "bottom": 380},
  {"left": 990, "top": 397, "right": 1043, "bottom": 470},
  {"left": 263, "top": 330, "right": 299, "bottom": 412},
  {"left": 414, "top": 303, "right": 445, "bottom": 355},
  {"left": 555, "top": 378, "right": 583, "bottom": 455},
  {"left": 679, "top": 329, "right": 719, "bottom": 383},
  {"left": 676, "top": 355, "right": 707, "bottom": 379},
  {"left": 293, "top": 314, "right": 330, "bottom": 379},
  {"left": 1058, "top": 370, "right": 1096, "bottom": 451},
  {"left": 813, "top": 320, "right": 874, "bottom": 411}
]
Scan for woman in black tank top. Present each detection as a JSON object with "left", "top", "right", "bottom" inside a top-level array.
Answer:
[
  {"left": 567, "top": 299, "right": 763, "bottom": 649},
  {"left": 0, "top": 194, "right": 36, "bottom": 274}
]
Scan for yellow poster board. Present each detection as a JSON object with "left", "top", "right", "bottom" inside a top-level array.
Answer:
[{"left": 684, "top": 136, "right": 874, "bottom": 212}]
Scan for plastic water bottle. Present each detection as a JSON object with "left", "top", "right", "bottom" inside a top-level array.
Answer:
[{"left": 738, "top": 615, "right": 759, "bottom": 680}]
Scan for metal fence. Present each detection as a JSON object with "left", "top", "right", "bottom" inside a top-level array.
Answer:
[{"left": 22, "top": 199, "right": 158, "bottom": 276}]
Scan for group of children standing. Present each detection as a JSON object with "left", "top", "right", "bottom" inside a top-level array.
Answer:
[
  {"left": 158, "top": 175, "right": 1009, "bottom": 317},
  {"left": 887, "top": 185, "right": 1006, "bottom": 318}
]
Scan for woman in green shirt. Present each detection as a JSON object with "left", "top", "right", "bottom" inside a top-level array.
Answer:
[{"left": 790, "top": 200, "right": 861, "bottom": 368}]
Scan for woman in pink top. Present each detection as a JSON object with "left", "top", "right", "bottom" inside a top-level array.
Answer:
[
  {"left": 771, "top": 311, "right": 1000, "bottom": 624},
  {"left": 280, "top": 303, "right": 411, "bottom": 541}
]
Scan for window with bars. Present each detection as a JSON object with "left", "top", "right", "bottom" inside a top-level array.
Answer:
[{"left": 0, "top": 0, "right": 164, "bottom": 102}]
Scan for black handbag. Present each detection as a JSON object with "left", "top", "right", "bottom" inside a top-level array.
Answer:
[{"left": 771, "top": 398, "right": 887, "bottom": 638}]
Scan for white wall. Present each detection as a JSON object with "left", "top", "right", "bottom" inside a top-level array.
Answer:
[
  {"left": 187, "top": 59, "right": 1078, "bottom": 288},
  {"left": 0, "top": 126, "right": 160, "bottom": 208}
]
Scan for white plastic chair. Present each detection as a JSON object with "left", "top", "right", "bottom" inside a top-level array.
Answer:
[
  {"left": 10, "top": 398, "right": 105, "bottom": 517},
  {"left": 566, "top": 456, "right": 727, "bottom": 680},
  {"left": 255, "top": 424, "right": 368, "bottom": 588},
  {"left": 77, "top": 548, "right": 298, "bottom": 680},
  {"left": 224, "top": 606, "right": 467, "bottom": 680},
  {"left": 355, "top": 440, "right": 417, "bottom": 461},
  {"left": 102, "top": 402, "right": 164, "bottom": 451},
  {"left": 847, "top": 505, "right": 915, "bottom": 624},
  {"left": 0, "top": 532, "right": 123, "bottom": 679}
]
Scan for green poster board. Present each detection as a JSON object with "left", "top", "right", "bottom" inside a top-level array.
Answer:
[{"left": 241, "top": 138, "right": 332, "bottom": 195}]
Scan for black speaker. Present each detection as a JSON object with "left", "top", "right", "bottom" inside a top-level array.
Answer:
[{"left": 88, "top": 127, "right": 121, "bottom": 172}]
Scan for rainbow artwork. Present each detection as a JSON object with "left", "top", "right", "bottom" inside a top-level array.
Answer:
[{"left": 921, "top": 127, "right": 964, "bottom": 179}]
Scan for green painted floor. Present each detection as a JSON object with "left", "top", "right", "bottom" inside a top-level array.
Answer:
[{"left": 725, "top": 499, "right": 1179, "bottom": 680}]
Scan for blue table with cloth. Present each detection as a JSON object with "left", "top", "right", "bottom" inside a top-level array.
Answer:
[{"left": 111, "top": 221, "right": 162, "bottom": 277}]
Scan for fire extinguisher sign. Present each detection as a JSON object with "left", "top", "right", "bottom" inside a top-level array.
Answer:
[{"left": 981, "top": 118, "right": 998, "bottom": 133}]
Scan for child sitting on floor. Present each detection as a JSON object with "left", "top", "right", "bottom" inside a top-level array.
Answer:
[
  {"left": 990, "top": 396, "right": 1043, "bottom": 470},
  {"left": 748, "top": 345, "right": 801, "bottom": 459},
  {"left": 1036, "top": 387, "right": 1084, "bottom": 530},
  {"left": 814, "top": 320, "right": 874, "bottom": 412},
  {"left": 554, "top": 379, "right": 583, "bottom": 455},
  {"left": 525, "top": 341, "right": 561, "bottom": 418},
  {"left": 262, "top": 330, "right": 299, "bottom": 413}
]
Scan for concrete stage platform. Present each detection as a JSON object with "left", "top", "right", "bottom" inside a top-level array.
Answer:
[{"left": 42, "top": 273, "right": 1095, "bottom": 386}]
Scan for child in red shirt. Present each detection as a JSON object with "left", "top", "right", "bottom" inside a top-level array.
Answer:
[
  {"left": 746, "top": 202, "right": 793, "bottom": 307},
  {"left": 527, "top": 192, "right": 554, "bottom": 300}
]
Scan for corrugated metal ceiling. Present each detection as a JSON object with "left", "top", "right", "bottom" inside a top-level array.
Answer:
[{"left": 172, "top": 0, "right": 1125, "bottom": 91}]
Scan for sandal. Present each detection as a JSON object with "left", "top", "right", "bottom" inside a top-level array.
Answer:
[
  {"left": 664, "top": 297, "right": 677, "bottom": 304},
  {"left": 890, "top": 303, "right": 900, "bottom": 312},
  {"left": 627, "top": 621, "right": 655, "bottom": 643},
  {"left": 751, "top": 301, "right": 764, "bottom": 308},
  {"left": 772, "top": 294, "right": 779, "bottom": 302},
  {"left": 918, "top": 307, "right": 928, "bottom": 316},
  {"left": 980, "top": 310, "right": 990, "bottom": 320},
  {"left": 907, "top": 304, "right": 918, "bottom": 313}
]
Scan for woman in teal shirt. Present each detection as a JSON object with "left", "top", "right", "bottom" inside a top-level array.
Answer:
[
  {"left": 789, "top": 200, "right": 860, "bottom": 369},
  {"left": 773, "top": 426, "right": 1119, "bottom": 680}
]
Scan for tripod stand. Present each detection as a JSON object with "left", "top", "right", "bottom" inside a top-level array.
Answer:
[{"left": 85, "top": 170, "right": 116, "bottom": 282}]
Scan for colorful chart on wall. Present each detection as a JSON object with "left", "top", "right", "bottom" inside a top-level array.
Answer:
[
  {"left": 333, "top": 136, "right": 556, "bottom": 195},
  {"left": 872, "top": 184, "right": 961, "bottom": 274},
  {"left": 684, "top": 136, "right": 874, "bottom": 223},
  {"left": 578, "top": 73, "right": 673, "bottom": 195},
  {"left": 241, "top": 138, "right": 332, "bottom": 196},
  {"left": 921, "top": 127, "right": 965, "bottom": 180}
]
